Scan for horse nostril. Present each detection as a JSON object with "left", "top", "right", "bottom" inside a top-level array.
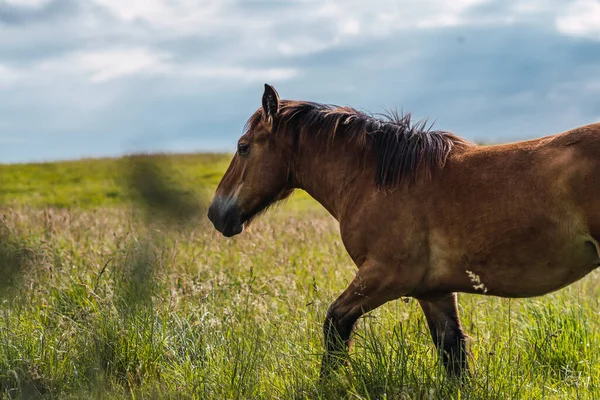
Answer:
[
  {"left": 207, "top": 203, "right": 219, "bottom": 224},
  {"left": 207, "top": 196, "right": 243, "bottom": 236}
]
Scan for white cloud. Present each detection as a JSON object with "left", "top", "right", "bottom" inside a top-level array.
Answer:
[
  {"left": 92, "top": 0, "right": 254, "bottom": 36},
  {"left": 3, "top": 0, "right": 52, "bottom": 7},
  {"left": 84, "top": 0, "right": 495, "bottom": 59},
  {"left": 509, "top": 0, "right": 549, "bottom": 14},
  {"left": 32, "top": 48, "right": 169, "bottom": 83},
  {"left": 0, "top": 64, "right": 22, "bottom": 87},
  {"left": 8, "top": 47, "right": 298, "bottom": 85},
  {"left": 185, "top": 66, "right": 299, "bottom": 82},
  {"left": 277, "top": 0, "right": 494, "bottom": 43},
  {"left": 72, "top": 48, "right": 170, "bottom": 83},
  {"left": 556, "top": 0, "right": 600, "bottom": 40},
  {"left": 339, "top": 18, "right": 360, "bottom": 36},
  {"left": 4, "top": 0, "right": 595, "bottom": 89},
  {"left": 242, "top": 0, "right": 499, "bottom": 58},
  {"left": 92, "top": 0, "right": 167, "bottom": 21}
]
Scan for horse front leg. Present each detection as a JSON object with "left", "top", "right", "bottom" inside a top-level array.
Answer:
[
  {"left": 320, "top": 260, "right": 405, "bottom": 378},
  {"left": 417, "top": 293, "right": 470, "bottom": 378}
]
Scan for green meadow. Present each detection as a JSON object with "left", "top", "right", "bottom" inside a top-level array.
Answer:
[{"left": 1, "top": 153, "right": 600, "bottom": 399}]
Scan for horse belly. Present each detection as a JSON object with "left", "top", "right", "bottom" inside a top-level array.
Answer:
[
  {"left": 426, "top": 233, "right": 600, "bottom": 298},
  {"left": 475, "top": 238, "right": 600, "bottom": 297}
]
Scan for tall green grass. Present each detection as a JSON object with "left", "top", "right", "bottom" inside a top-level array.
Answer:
[{"left": 1, "top": 155, "right": 600, "bottom": 399}]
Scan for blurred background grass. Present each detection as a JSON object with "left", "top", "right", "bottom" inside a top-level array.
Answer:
[{"left": 0, "top": 154, "right": 317, "bottom": 211}]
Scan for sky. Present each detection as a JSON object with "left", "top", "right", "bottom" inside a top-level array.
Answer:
[{"left": 1, "top": 0, "right": 600, "bottom": 163}]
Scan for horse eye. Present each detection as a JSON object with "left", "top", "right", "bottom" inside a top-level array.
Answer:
[{"left": 238, "top": 143, "right": 250, "bottom": 156}]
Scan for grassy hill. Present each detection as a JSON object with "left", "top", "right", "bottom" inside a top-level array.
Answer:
[{"left": 0, "top": 153, "right": 317, "bottom": 210}]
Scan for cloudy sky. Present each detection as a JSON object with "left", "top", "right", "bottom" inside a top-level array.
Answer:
[{"left": 1, "top": 0, "right": 600, "bottom": 163}]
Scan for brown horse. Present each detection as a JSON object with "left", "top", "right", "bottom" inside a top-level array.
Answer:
[{"left": 207, "top": 84, "right": 600, "bottom": 378}]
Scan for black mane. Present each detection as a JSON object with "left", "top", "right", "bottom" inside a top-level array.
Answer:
[{"left": 248, "top": 100, "right": 471, "bottom": 188}]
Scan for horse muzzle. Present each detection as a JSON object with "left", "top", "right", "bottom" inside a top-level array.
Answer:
[{"left": 207, "top": 196, "right": 244, "bottom": 237}]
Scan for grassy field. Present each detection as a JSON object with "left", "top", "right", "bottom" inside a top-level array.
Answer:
[{"left": 1, "top": 154, "right": 600, "bottom": 399}]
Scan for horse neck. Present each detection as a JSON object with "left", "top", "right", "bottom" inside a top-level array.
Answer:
[{"left": 291, "top": 135, "right": 372, "bottom": 220}]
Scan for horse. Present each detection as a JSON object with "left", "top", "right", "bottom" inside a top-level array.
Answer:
[{"left": 207, "top": 84, "right": 600, "bottom": 378}]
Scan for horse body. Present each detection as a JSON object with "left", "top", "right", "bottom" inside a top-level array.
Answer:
[
  {"left": 301, "top": 123, "right": 600, "bottom": 300},
  {"left": 428, "top": 126, "right": 600, "bottom": 298},
  {"left": 208, "top": 84, "right": 600, "bottom": 378}
]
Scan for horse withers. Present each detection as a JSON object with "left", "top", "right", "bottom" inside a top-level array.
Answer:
[{"left": 208, "top": 84, "right": 600, "bottom": 378}]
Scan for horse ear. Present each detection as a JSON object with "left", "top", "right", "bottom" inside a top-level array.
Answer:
[{"left": 262, "top": 83, "right": 280, "bottom": 128}]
